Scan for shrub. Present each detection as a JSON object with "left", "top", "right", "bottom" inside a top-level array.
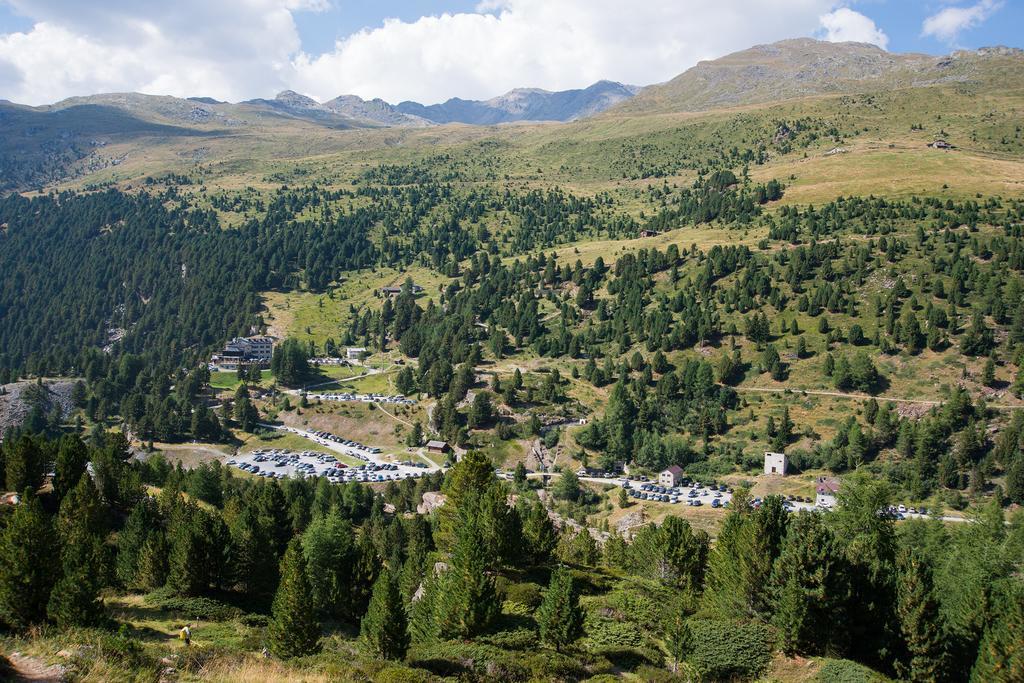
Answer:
[
  {"left": 59, "top": 627, "right": 157, "bottom": 679},
  {"left": 581, "top": 619, "right": 645, "bottom": 650},
  {"left": 478, "top": 627, "right": 539, "bottom": 650},
  {"left": 504, "top": 581, "right": 543, "bottom": 610},
  {"left": 408, "top": 641, "right": 586, "bottom": 680},
  {"left": 373, "top": 665, "right": 435, "bottom": 683},
  {"left": 143, "top": 588, "right": 243, "bottom": 621},
  {"left": 816, "top": 658, "right": 891, "bottom": 682},
  {"left": 686, "top": 619, "right": 773, "bottom": 682}
]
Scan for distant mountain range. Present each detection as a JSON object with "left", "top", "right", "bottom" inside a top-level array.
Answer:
[
  {"left": 241, "top": 80, "right": 640, "bottom": 127},
  {"left": 2, "top": 38, "right": 1022, "bottom": 191}
]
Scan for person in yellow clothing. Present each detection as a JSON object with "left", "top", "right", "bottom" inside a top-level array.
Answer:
[{"left": 178, "top": 625, "right": 192, "bottom": 646}]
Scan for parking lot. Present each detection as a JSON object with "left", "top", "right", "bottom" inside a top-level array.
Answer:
[
  {"left": 230, "top": 448, "right": 430, "bottom": 483},
  {"left": 620, "top": 478, "right": 941, "bottom": 520},
  {"left": 255, "top": 423, "right": 441, "bottom": 480},
  {"left": 623, "top": 479, "right": 820, "bottom": 512},
  {"left": 305, "top": 391, "right": 415, "bottom": 406}
]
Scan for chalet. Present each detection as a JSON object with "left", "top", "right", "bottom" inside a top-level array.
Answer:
[
  {"left": 346, "top": 347, "right": 366, "bottom": 360},
  {"left": 426, "top": 440, "right": 451, "bottom": 455},
  {"left": 639, "top": 229, "right": 660, "bottom": 238},
  {"left": 816, "top": 477, "right": 841, "bottom": 508},
  {"left": 929, "top": 139, "right": 954, "bottom": 150},
  {"left": 659, "top": 465, "right": 684, "bottom": 488},
  {"left": 764, "top": 451, "right": 787, "bottom": 476}
]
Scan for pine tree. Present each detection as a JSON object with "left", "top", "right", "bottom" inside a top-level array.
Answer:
[
  {"left": 436, "top": 451, "right": 494, "bottom": 550},
  {"left": 479, "top": 482, "right": 521, "bottom": 567},
  {"left": 268, "top": 538, "right": 321, "bottom": 658},
  {"left": 0, "top": 493, "right": 58, "bottom": 629},
  {"left": 301, "top": 511, "right": 355, "bottom": 618},
  {"left": 360, "top": 568, "right": 409, "bottom": 660},
  {"left": 48, "top": 476, "right": 107, "bottom": 627},
  {"left": 537, "top": 567, "right": 584, "bottom": 652},
  {"left": 770, "top": 512, "right": 848, "bottom": 655},
  {"left": 896, "top": 551, "right": 947, "bottom": 682},
  {"left": 664, "top": 606, "right": 695, "bottom": 674},
  {"left": 117, "top": 498, "right": 160, "bottom": 588},
  {"left": 257, "top": 481, "right": 293, "bottom": 556},
  {"left": 166, "top": 502, "right": 208, "bottom": 596},
  {"left": 229, "top": 503, "right": 279, "bottom": 600},
  {"left": 53, "top": 435, "right": 89, "bottom": 502},
  {"left": 5, "top": 435, "right": 46, "bottom": 494},
  {"left": 406, "top": 421, "right": 424, "bottom": 447},
  {"left": 603, "top": 380, "right": 636, "bottom": 462},
  {"left": 981, "top": 357, "right": 996, "bottom": 388},
  {"left": 970, "top": 580, "right": 1023, "bottom": 682},
  {"left": 523, "top": 500, "right": 557, "bottom": 563},
  {"left": 431, "top": 501, "right": 500, "bottom": 639},
  {"left": 136, "top": 531, "right": 170, "bottom": 590}
]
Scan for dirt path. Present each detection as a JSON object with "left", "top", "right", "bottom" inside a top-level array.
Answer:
[
  {"left": 734, "top": 385, "right": 1024, "bottom": 410},
  {"left": 375, "top": 402, "right": 416, "bottom": 429},
  {"left": 6, "top": 653, "right": 66, "bottom": 682}
]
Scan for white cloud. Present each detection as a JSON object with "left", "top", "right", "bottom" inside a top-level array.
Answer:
[
  {"left": 0, "top": 0, "right": 871, "bottom": 106},
  {"left": 818, "top": 7, "right": 889, "bottom": 49},
  {"left": 0, "top": 0, "right": 313, "bottom": 104},
  {"left": 291, "top": 0, "right": 847, "bottom": 104},
  {"left": 922, "top": 0, "right": 1003, "bottom": 43}
]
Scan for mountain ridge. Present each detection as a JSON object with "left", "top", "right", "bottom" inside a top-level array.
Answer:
[{"left": 615, "top": 37, "right": 1024, "bottom": 115}]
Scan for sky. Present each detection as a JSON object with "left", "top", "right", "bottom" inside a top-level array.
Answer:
[{"left": 0, "top": 1, "right": 1020, "bottom": 106}]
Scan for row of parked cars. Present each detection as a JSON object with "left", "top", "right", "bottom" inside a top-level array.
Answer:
[
  {"left": 883, "top": 504, "right": 929, "bottom": 519},
  {"left": 627, "top": 488, "right": 733, "bottom": 507},
  {"left": 326, "top": 462, "right": 425, "bottom": 484},
  {"left": 306, "top": 429, "right": 382, "bottom": 456},
  {"left": 308, "top": 392, "right": 415, "bottom": 406},
  {"left": 229, "top": 461, "right": 288, "bottom": 479}
]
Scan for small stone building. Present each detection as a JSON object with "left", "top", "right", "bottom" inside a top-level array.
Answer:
[{"left": 764, "top": 451, "right": 787, "bottom": 476}]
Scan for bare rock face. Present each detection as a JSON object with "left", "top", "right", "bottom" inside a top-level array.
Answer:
[{"left": 0, "top": 379, "right": 76, "bottom": 432}]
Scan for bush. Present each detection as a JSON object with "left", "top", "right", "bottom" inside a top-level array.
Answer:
[
  {"left": 240, "top": 613, "right": 269, "bottom": 627},
  {"left": 478, "top": 627, "right": 539, "bottom": 650},
  {"left": 60, "top": 627, "right": 157, "bottom": 678},
  {"left": 581, "top": 619, "right": 645, "bottom": 650},
  {"left": 504, "top": 582, "right": 543, "bottom": 610},
  {"left": 373, "top": 665, "right": 435, "bottom": 683},
  {"left": 143, "top": 588, "right": 243, "bottom": 621},
  {"left": 816, "top": 659, "right": 891, "bottom": 683},
  {"left": 409, "top": 641, "right": 586, "bottom": 680},
  {"left": 686, "top": 619, "right": 773, "bottom": 682}
]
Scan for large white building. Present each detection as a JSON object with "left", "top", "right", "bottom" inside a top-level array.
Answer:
[
  {"left": 764, "top": 451, "right": 787, "bottom": 476},
  {"left": 211, "top": 336, "right": 274, "bottom": 370}
]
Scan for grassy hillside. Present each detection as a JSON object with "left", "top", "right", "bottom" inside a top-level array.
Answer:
[{"left": 3, "top": 39, "right": 1024, "bottom": 683}]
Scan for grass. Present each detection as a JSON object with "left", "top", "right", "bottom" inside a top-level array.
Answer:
[
  {"left": 261, "top": 265, "right": 450, "bottom": 348},
  {"left": 237, "top": 431, "right": 335, "bottom": 457},
  {"left": 152, "top": 442, "right": 232, "bottom": 469},
  {"left": 276, "top": 400, "right": 427, "bottom": 456}
]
